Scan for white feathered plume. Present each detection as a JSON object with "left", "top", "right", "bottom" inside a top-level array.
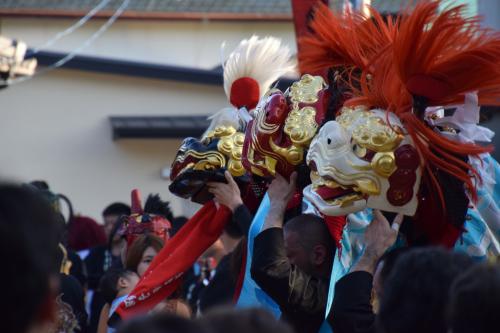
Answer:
[
  {"left": 203, "top": 36, "right": 295, "bottom": 139},
  {"left": 223, "top": 35, "right": 296, "bottom": 102}
]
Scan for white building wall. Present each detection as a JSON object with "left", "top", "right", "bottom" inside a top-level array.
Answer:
[
  {"left": 0, "top": 18, "right": 296, "bottom": 221},
  {"left": 1, "top": 18, "right": 296, "bottom": 68},
  {"left": 0, "top": 69, "right": 229, "bottom": 220}
]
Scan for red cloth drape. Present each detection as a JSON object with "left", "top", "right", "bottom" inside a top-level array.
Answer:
[{"left": 114, "top": 201, "right": 231, "bottom": 320}]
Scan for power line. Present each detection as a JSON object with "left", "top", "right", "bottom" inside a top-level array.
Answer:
[
  {"left": 8, "top": 0, "right": 130, "bottom": 86},
  {"left": 31, "top": 0, "right": 112, "bottom": 54}
]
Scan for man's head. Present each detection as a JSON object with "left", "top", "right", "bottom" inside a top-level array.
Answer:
[
  {"left": 447, "top": 262, "right": 500, "bottom": 333},
  {"left": 102, "top": 202, "right": 131, "bottom": 237},
  {"left": 99, "top": 269, "right": 139, "bottom": 304},
  {"left": 377, "top": 247, "right": 475, "bottom": 333},
  {"left": 283, "top": 214, "right": 334, "bottom": 278},
  {"left": 118, "top": 313, "right": 204, "bottom": 333},
  {"left": 373, "top": 247, "right": 410, "bottom": 300},
  {"left": 0, "top": 184, "right": 60, "bottom": 333}
]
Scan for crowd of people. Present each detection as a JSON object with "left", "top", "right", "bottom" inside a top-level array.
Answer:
[
  {"left": 1, "top": 176, "right": 498, "bottom": 333},
  {"left": 2, "top": 1, "right": 500, "bottom": 333}
]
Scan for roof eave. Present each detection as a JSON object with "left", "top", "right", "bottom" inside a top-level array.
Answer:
[{"left": 31, "top": 50, "right": 296, "bottom": 90}]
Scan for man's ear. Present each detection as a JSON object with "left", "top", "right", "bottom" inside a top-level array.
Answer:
[
  {"left": 311, "top": 245, "right": 327, "bottom": 265},
  {"left": 117, "top": 276, "right": 129, "bottom": 289}
]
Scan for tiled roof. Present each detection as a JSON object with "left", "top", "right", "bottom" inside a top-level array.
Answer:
[
  {"left": 0, "top": 0, "right": 292, "bottom": 14},
  {"left": 0, "top": 0, "right": 413, "bottom": 15}
]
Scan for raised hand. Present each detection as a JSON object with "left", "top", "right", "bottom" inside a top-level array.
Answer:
[{"left": 207, "top": 171, "right": 243, "bottom": 212}]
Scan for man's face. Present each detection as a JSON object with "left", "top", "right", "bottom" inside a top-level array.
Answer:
[
  {"left": 284, "top": 229, "right": 314, "bottom": 275},
  {"left": 103, "top": 214, "right": 119, "bottom": 237}
]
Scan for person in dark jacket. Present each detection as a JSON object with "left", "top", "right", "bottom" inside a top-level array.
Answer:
[{"left": 249, "top": 172, "right": 334, "bottom": 333}]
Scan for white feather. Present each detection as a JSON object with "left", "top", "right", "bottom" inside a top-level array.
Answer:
[
  {"left": 202, "top": 36, "right": 295, "bottom": 139},
  {"left": 223, "top": 35, "right": 296, "bottom": 103},
  {"left": 202, "top": 107, "right": 242, "bottom": 139}
]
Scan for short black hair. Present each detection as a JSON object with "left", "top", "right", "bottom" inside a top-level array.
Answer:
[
  {"left": 99, "top": 268, "right": 135, "bottom": 304},
  {"left": 144, "top": 194, "right": 174, "bottom": 221},
  {"left": 284, "top": 214, "right": 334, "bottom": 254},
  {"left": 102, "top": 202, "right": 131, "bottom": 217},
  {"left": 0, "top": 184, "right": 60, "bottom": 333},
  {"left": 29, "top": 180, "right": 50, "bottom": 190},
  {"left": 447, "top": 262, "right": 500, "bottom": 333},
  {"left": 377, "top": 247, "right": 474, "bottom": 333},
  {"left": 117, "top": 313, "right": 204, "bottom": 333}
]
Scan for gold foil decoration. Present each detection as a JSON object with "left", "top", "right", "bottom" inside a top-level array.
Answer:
[
  {"left": 218, "top": 131, "right": 246, "bottom": 177},
  {"left": 269, "top": 74, "right": 325, "bottom": 163},
  {"left": 337, "top": 107, "right": 403, "bottom": 152},
  {"left": 204, "top": 125, "right": 237, "bottom": 142},
  {"left": 289, "top": 74, "right": 325, "bottom": 104},
  {"left": 371, "top": 152, "right": 396, "bottom": 178},
  {"left": 191, "top": 124, "right": 246, "bottom": 177}
]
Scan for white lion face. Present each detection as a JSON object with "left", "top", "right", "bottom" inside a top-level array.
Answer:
[{"left": 303, "top": 106, "right": 422, "bottom": 216}]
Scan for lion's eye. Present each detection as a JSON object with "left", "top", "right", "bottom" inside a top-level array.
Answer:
[{"left": 353, "top": 143, "right": 367, "bottom": 158}]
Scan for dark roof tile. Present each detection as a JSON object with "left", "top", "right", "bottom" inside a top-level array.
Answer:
[
  {"left": 0, "top": 0, "right": 412, "bottom": 18},
  {"left": 0, "top": 0, "right": 292, "bottom": 14}
]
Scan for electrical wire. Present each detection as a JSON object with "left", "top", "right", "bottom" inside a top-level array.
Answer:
[
  {"left": 7, "top": 0, "right": 130, "bottom": 86},
  {"left": 31, "top": 0, "right": 112, "bottom": 54}
]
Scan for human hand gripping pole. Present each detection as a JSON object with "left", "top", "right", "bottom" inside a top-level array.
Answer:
[{"left": 207, "top": 171, "right": 243, "bottom": 213}]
